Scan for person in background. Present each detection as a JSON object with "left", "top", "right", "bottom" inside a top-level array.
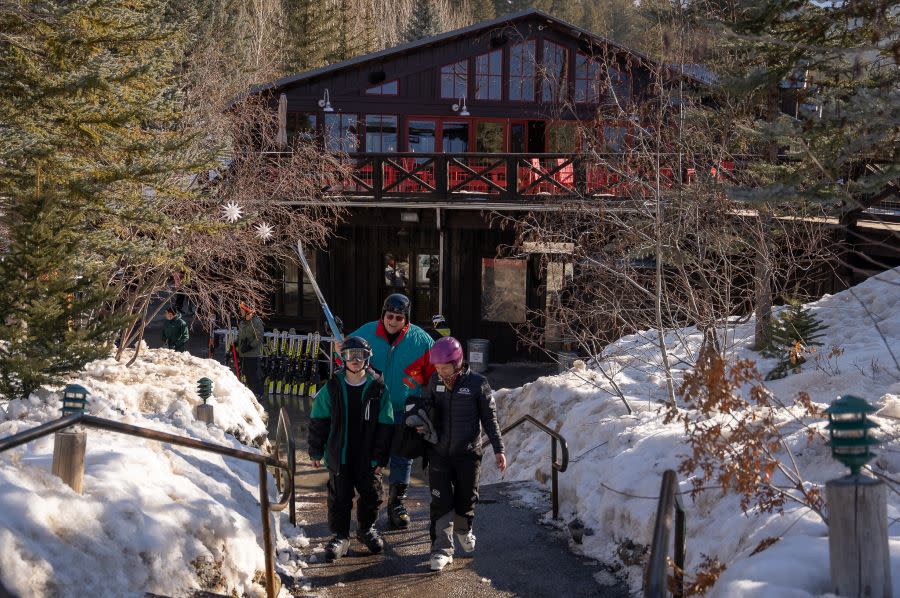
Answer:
[
  {"left": 162, "top": 306, "right": 189, "bottom": 352},
  {"left": 236, "top": 302, "right": 265, "bottom": 398},
  {"left": 308, "top": 336, "right": 394, "bottom": 562},
  {"left": 420, "top": 336, "right": 505, "bottom": 572}
]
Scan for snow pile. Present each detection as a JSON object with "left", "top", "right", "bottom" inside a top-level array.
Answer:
[
  {"left": 0, "top": 347, "right": 298, "bottom": 598},
  {"left": 484, "top": 268, "right": 900, "bottom": 597}
]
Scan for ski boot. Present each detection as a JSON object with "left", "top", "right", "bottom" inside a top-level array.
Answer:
[
  {"left": 388, "top": 483, "right": 411, "bottom": 528},
  {"left": 356, "top": 526, "right": 384, "bottom": 554},
  {"left": 324, "top": 536, "right": 350, "bottom": 562}
]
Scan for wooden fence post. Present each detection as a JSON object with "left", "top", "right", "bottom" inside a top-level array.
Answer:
[
  {"left": 827, "top": 474, "right": 892, "bottom": 598},
  {"left": 52, "top": 429, "right": 86, "bottom": 494}
]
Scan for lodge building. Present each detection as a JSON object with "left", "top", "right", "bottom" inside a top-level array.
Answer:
[{"left": 248, "top": 9, "right": 898, "bottom": 362}]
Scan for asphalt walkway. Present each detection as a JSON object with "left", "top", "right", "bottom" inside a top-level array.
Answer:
[{"left": 291, "top": 481, "right": 627, "bottom": 598}]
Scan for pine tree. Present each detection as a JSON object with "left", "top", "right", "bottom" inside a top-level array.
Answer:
[
  {"left": 470, "top": 0, "right": 495, "bottom": 22},
  {"left": 0, "top": 0, "right": 211, "bottom": 399},
  {"left": 762, "top": 301, "right": 827, "bottom": 380},
  {"left": 403, "top": 0, "right": 443, "bottom": 43},
  {"left": 282, "top": 0, "right": 332, "bottom": 72}
]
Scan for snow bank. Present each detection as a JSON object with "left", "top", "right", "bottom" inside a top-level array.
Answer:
[
  {"left": 484, "top": 268, "right": 900, "bottom": 597},
  {"left": 0, "top": 347, "right": 299, "bottom": 597}
]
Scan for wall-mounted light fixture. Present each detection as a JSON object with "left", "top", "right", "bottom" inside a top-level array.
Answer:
[
  {"left": 400, "top": 211, "right": 419, "bottom": 223},
  {"left": 451, "top": 97, "right": 469, "bottom": 117},
  {"left": 318, "top": 88, "right": 334, "bottom": 112}
]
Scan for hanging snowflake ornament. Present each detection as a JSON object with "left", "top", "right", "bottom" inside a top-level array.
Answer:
[
  {"left": 254, "top": 221, "right": 274, "bottom": 242},
  {"left": 221, "top": 201, "right": 243, "bottom": 224}
]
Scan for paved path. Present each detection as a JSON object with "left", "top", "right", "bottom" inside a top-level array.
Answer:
[{"left": 290, "top": 479, "right": 627, "bottom": 598}]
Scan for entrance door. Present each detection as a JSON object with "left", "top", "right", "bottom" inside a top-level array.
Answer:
[{"left": 382, "top": 250, "right": 440, "bottom": 325}]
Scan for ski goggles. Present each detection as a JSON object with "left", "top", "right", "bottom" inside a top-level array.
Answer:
[{"left": 341, "top": 348, "right": 371, "bottom": 363}]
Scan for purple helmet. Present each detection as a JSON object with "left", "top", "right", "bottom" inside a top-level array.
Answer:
[{"left": 430, "top": 336, "right": 463, "bottom": 369}]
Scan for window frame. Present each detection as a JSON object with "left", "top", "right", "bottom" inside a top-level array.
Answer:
[
  {"left": 363, "top": 113, "right": 399, "bottom": 153},
  {"left": 508, "top": 40, "right": 536, "bottom": 102},
  {"left": 574, "top": 51, "right": 602, "bottom": 104},
  {"left": 541, "top": 40, "right": 569, "bottom": 103},
  {"left": 324, "top": 112, "right": 359, "bottom": 153},
  {"left": 440, "top": 59, "right": 468, "bottom": 99},
  {"left": 365, "top": 80, "right": 399, "bottom": 96},
  {"left": 474, "top": 49, "right": 503, "bottom": 101}
]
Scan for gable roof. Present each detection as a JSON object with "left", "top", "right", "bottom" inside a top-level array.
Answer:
[{"left": 251, "top": 9, "right": 708, "bottom": 94}]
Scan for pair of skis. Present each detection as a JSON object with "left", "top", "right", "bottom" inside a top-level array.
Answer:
[{"left": 263, "top": 329, "right": 323, "bottom": 404}]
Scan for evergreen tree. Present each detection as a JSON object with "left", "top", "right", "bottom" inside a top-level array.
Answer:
[
  {"left": 470, "top": 0, "right": 495, "bottom": 22},
  {"left": 0, "top": 0, "right": 210, "bottom": 398},
  {"left": 762, "top": 301, "right": 827, "bottom": 379},
  {"left": 403, "top": 0, "right": 443, "bottom": 43},
  {"left": 282, "top": 0, "right": 332, "bottom": 72},
  {"left": 720, "top": 1, "right": 898, "bottom": 347}
]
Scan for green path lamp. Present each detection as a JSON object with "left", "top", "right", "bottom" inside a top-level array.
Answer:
[
  {"left": 61, "top": 384, "right": 89, "bottom": 417},
  {"left": 825, "top": 394, "right": 879, "bottom": 475},
  {"left": 197, "top": 377, "right": 213, "bottom": 404},
  {"left": 194, "top": 377, "right": 215, "bottom": 424}
]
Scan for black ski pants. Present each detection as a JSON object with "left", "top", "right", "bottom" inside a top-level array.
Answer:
[
  {"left": 241, "top": 356, "right": 264, "bottom": 398},
  {"left": 327, "top": 463, "right": 383, "bottom": 538},
  {"left": 427, "top": 452, "right": 482, "bottom": 556}
]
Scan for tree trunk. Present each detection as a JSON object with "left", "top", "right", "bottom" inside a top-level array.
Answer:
[{"left": 753, "top": 211, "right": 774, "bottom": 350}]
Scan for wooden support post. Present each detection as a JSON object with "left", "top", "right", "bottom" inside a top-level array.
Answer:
[
  {"left": 827, "top": 474, "right": 892, "bottom": 598},
  {"left": 193, "top": 404, "right": 214, "bottom": 424},
  {"left": 52, "top": 429, "right": 86, "bottom": 494}
]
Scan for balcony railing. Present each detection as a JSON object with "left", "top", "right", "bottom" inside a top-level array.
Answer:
[{"left": 321, "top": 152, "right": 721, "bottom": 202}]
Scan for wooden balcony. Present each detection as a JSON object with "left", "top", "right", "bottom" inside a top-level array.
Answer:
[{"left": 323, "top": 152, "right": 712, "bottom": 204}]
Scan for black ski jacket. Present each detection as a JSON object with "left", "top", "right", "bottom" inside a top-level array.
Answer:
[
  {"left": 423, "top": 369, "right": 504, "bottom": 458},
  {"left": 308, "top": 371, "right": 394, "bottom": 474}
]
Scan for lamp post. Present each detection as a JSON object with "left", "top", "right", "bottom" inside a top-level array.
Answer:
[
  {"left": 52, "top": 384, "right": 88, "bottom": 493},
  {"left": 825, "top": 395, "right": 891, "bottom": 598},
  {"left": 194, "top": 377, "right": 215, "bottom": 424}
]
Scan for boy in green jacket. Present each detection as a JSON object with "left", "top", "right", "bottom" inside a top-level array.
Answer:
[{"left": 308, "top": 336, "right": 394, "bottom": 562}]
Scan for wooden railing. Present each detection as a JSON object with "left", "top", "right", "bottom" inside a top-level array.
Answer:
[{"left": 323, "top": 152, "right": 719, "bottom": 202}]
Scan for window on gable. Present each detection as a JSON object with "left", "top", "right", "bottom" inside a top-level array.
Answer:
[
  {"left": 608, "top": 66, "right": 631, "bottom": 104},
  {"left": 542, "top": 41, "right": 568, "bottom": 102},
  {"left": 575, "top": 52, "right": 602, "bottom": 103},
  {"left": 440, "top": 60, "right": 468, "bottom": 99},
  {"left": 475, "top": 49, "right": 502, "bottom": 100},
  {"left": 509, "top": 41, "right": 536, "bottom": 101},
  {"left": 366, "top": 80, "right": 399, "bottom": 95}
]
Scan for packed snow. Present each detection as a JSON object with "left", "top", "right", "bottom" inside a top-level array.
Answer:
[
  {"left": 0, "top": 346, "right": 305, "bottom": 598},
  {"left": 483, "top": 267, "right": 900, "bottom": 597}
]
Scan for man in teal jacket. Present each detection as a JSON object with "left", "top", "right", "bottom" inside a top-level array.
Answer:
[{"left": 345, "top": 293, "right": 434, "bottom": 528}]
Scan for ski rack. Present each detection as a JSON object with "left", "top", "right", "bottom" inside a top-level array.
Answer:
[{"left": 213, "top": 328, "right": 338, "bottom": 394}]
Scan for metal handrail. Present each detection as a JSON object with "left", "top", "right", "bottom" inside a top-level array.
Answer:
[
  {"left": 483, "top": 414, "right": 569, "bottom": 519},
  {"left": 644, "top": 469, "right": 686, "bottom": 598},
  {"left": 0, "top": 409, "right": 295, "bottom": 598}
]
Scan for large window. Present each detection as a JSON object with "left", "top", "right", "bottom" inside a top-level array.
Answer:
[
  {"left": 408, "top": 119, "right": 437, "bottom": 153},
  {"left": 575, "top": 52, "right": 602, "bottom": 103},
  {"left": 324, "top": 113, "right": 358, "bottom": 152},
  {"left": 441, "top": 60, "right": 467, "bottom": 99},
  {"left": 365, "top": 114, "right": 398, "bottom": 152},
  {"left": 481, "top": 258, "right": 527, "bottom": 323},
  {"left": 608, "top": 66, "right": 631, "bottom": 104},
  {"left": 475, "top": 50, "right": 502, "bottom": 100},
  {"left": 442, "top": 121, "right": 469, "bottom": 152},
  {"left": 366, "top": 80, "right": 399, "bottom": 95},
  {"left": 542, "top": 41, "right": 568, "bottom": 102},
  {"left": 286, "top": 113, "right": 317, "bottom": 143},
  {"left": 476, "top": 122, "right": 505, "bottom": 153},
  {"left": 509, "top": 41, "right": 536, "bottom": 101}
]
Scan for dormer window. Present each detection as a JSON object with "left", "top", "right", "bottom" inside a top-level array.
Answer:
[{"left": 366, "top": 80, "right": 399, "bottom": 95}]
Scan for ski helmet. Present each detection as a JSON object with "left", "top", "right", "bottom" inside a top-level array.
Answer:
[
  {"left": 382, "top": 293, "right": 411, "bottom": 319},
  {"left": 340, "top": 336, "right": 372, "bottom": 370},
  {"left": 430, "top": 336, "right": 464, "bottom": 370}
]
